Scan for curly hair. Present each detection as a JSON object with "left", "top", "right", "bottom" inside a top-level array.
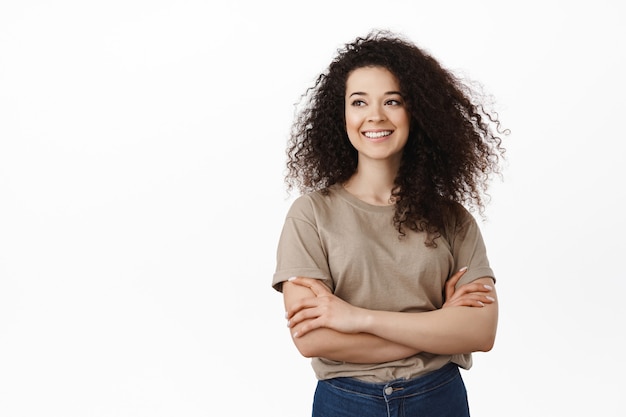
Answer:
[{"left": 285, "top": 30, "right": 508, "bottom": 246}]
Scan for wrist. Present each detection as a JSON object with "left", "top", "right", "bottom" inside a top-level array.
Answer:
[{"left": 359, "top": 308, "right": 376, "bottom": 334}]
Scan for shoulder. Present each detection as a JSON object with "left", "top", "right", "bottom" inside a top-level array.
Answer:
[
  {"left": 442, "top": 202, "right": 480, "bottom": 241},
  {"left": 286, "top": 186, "right": 341, "bottom": 222}
]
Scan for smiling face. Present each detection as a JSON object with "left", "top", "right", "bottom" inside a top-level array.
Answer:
[{"left": 344, "top": 66, "right": 410, "bottom": 167}]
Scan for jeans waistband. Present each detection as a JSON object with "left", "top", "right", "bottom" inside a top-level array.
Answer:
[{"left": 320, "top": 362, "right": 460, "bottom": 400}]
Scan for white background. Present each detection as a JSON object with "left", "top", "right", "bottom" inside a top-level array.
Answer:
[{"left": 1, "top": 1, "right": 624, "bottom": 416}]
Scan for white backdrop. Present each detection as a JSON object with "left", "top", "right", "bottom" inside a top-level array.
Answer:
[{"left": 1, "top": 1, "right": 624, "bottom": 416}]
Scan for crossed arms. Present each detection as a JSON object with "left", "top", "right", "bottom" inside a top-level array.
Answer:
[{"left": 283, "top": 267, "right": 498, "bottom": 364}]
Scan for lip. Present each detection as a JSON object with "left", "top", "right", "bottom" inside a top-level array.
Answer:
[{"left": 362, "top": 129, "right": 393, "bottom": 142}]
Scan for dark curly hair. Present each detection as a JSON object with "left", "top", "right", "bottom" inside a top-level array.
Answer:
[{"left": 285, "top": 30, "right": 508, "bottom": 246}]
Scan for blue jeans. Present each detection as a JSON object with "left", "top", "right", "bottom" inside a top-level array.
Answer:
[{"left": 312, "top": 363, "right": 470, "bottom": 417}]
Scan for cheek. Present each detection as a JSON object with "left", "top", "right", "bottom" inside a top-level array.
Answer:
[
  {"left": 391, "top": 109, "right": 409, "bottom": 126},
  {"left": 344, "top": 111, "right": 361, "bottom": 133}
]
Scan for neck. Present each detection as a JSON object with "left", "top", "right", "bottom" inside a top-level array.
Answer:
[{"left": 344, "top": 159, "right": 399, "bottom": 206}]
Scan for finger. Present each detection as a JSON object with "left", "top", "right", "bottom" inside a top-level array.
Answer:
[
  {"left": 292, "top": 317, "right": 323, "bottom": 339},
  {"left": 288, "top": 276, "right": 332, "bottom": 297},
  {"left": 287, "top": 306, "right": 319, "bottom": 328},
  {"left": 445, "top": 266, "right": 468, "bottom": 298},
  {"left": 452, "top": 299, "right": 486, "bottom": 308},
  {"left": 451, "top": 282, "right": 493, "bottom": 299},
  {"left": 445, "top": 293, "right": 496, "bottom": 308},
  {"left": 286, "top": 296, "right": 320, "bottom": 320}
]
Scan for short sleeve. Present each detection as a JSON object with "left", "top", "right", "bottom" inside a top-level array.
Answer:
[
  {"left": 449, "top": 209, "right": 495, "bottom": 287},
  {"left": 272, "top": 196, "right": 333, "bottom": 292}
]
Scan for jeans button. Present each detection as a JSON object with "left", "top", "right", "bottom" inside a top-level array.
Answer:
[{"left": 384, "top": 386, "right": 393, "bottom": 395}]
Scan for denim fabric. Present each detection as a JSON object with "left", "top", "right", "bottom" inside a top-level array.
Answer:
[{"left": 312, "top": 363, "right": 470, "bottom": 417}]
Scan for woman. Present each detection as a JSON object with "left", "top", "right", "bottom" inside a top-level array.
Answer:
[{"left": 273, "top": 30, "right": 507, "bottom": 416}]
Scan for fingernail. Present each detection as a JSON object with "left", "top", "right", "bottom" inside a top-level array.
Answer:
[
  {"left": 459, "top": 266, "right": 468, "bottom": 272},
  {"left": 284, "top": 311, "right": 289, "bottom": 319},
  {"left": 288, "top": 276, "right": 297, "bottom": 281},
  {"left": 484, "top": 285, "right": 493, "bottom": 290},
  {"left": 292, "top": 331, "right": 299, "bottom": 338},
  {"left": 286, "top": 320, "right": 291, "bottom": 327},
  {"left": 486, "top": 296, "right": 496, "bottom": 302},
  {"left": 478, "top": 301, "right": 484, "bottom": 307}
]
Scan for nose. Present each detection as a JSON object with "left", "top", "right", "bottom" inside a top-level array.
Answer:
[{"left": 367, "top": 104, "right": 386, "bottom": 122}]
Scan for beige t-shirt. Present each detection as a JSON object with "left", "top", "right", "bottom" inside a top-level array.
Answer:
[{"left": 273, "top": 184, "right": 494, "bottom": 382}]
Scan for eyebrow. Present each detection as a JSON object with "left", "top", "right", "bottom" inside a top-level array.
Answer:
[{"left": 348, "top": 91, "right": 403, "bottom": 97}]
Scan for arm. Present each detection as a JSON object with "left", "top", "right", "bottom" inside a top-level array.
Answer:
[
  {"left": 361, "top": 277, "right": 498, "bottom": 354},
  {"left": 287, "top": 273, "right": 497, "bottom": 356},
  {"left": 283, "top": 280, "right": 420, "bottom": 363}
]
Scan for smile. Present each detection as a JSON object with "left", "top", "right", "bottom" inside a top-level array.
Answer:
[{"left": 363, "top": 130, "right": 392, "bottom": 139}]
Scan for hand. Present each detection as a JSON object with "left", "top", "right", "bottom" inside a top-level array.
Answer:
[
  {"left": 285, "top": 277, "right": 366, "bottom": 338},
  {"left": 443, "top": 267, "right": 496, "bottom": 308}
]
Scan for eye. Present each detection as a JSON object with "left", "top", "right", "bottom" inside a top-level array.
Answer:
[
  {"left": 385, "top": 99, "right": 403, "bottom": 106},
  {"left": 351, "top": 99, "right": 366, "bottom": 107}
]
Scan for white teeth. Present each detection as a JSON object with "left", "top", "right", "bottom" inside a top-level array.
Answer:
[{"left": 364, "top": 131, "right": 392, "bottom": 138}]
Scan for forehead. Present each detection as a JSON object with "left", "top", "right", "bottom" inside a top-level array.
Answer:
[{"left": 345, "top": 66, "right": 400, "bottom": 93}]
